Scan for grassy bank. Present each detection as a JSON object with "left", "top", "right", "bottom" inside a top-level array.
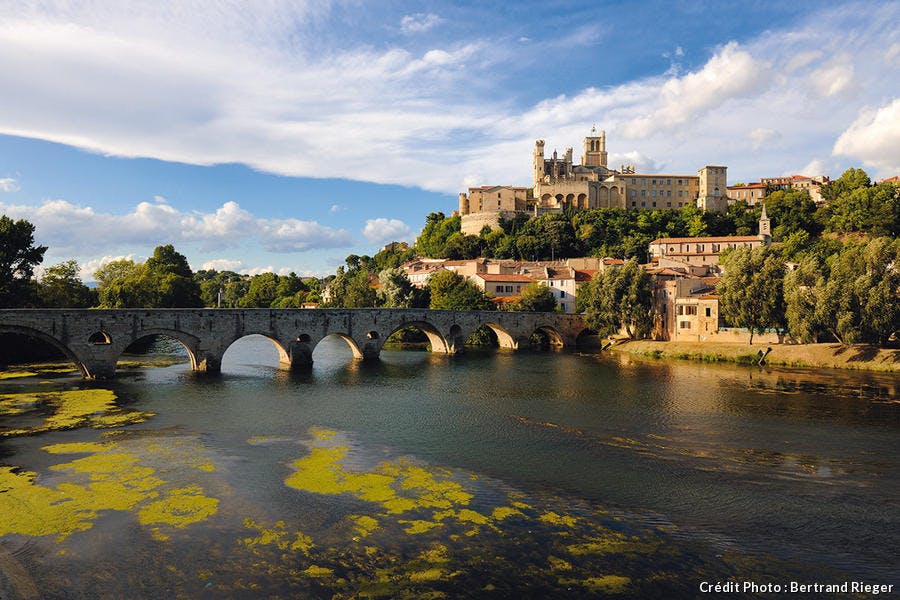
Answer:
[{"left": 609, "top": 340, "right": 900, "bottom": 372}]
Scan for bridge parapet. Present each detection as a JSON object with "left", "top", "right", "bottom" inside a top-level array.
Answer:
[{"left": 0, "top": 309, "right": 590, "bottom": 379}]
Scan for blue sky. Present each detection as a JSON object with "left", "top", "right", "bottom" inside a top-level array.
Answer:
[{"left": 0, "top": 0, "right": 898, "bottom": 278}]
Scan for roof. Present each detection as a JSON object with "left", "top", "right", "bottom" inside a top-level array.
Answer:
[
  {"left": 474, "top": 273, "right": 534, "bottom": 283},
  {"left": 728, "top": 182, "right": 766, "bottom": 189},
  {"left": 575, "top": 269, "right": 597, "bottom": 281},
  {"left": 602, "top": 258, "right": 624, "bottom": 265},
  {"left": 650, "top": 236, "right": 763, "bottom": 245},
  {"left": 491, "top": 295, "right": 522, "bottom": 304}
]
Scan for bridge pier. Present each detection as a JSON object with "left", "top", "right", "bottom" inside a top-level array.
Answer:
[
  {"left": 195, "top": 353, "right": 222, "bottom": 374},
  {"left": 81, "top": 358, "right": 117, "bottom": 379},
  {"left": 289, "top": 340, "right": 314, "bottom": 369}
]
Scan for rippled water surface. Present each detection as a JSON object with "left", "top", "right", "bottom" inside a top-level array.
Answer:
[{"left": 1, "top": 336, "right": 898, "bottom": 598}]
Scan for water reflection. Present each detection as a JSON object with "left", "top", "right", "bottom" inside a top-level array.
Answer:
[{"left": 0, "top": 338, "right": 897, "bottom": 597}]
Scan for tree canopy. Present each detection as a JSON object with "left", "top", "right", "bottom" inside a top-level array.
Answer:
[
  {"left": 578, "top": 260, "right": 653, "bottom": 339},
  {"left": 0, "top": 215, "right": 46, "bottom": 307}
]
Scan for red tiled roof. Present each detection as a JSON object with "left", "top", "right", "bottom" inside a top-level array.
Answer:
[
  {"left": 574, "top": 269, "right": 597, "bottom": 281},
  {"left": 474, "top": 273, "right": 533, "bottom": 283},
  {"left": 649, "top": 236, "right": 762, "bottom": 245}
]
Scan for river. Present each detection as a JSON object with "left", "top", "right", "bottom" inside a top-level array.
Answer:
[{"left": 0, "top": 335, "right": 897, "bottom": 598}]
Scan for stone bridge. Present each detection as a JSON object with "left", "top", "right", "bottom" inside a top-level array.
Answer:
[{"left": 0, "top": 309, "right": 593, "bottom": 379}]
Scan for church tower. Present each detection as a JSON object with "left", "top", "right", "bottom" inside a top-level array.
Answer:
[
  {"left": 533, "top": 140, "right": 546, "bottom": 185},
  {"left": 582, "top": 126, "right": 607, "bottom": 168},
  {"left": 758, "top": 203, "right": 771, "bottom": 243}
]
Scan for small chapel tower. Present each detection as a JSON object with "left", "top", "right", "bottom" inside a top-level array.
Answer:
[{"left": 758, "top": 203, "right": 771, "bottom": 243}]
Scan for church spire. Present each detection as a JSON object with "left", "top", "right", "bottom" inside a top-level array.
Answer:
[{"left": 758, "top": 202, "right": 771, "bottom": 243}]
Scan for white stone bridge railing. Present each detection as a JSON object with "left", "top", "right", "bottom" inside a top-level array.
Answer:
[{"left": 0, "top": 308, "right": 593, "bottom": 379}]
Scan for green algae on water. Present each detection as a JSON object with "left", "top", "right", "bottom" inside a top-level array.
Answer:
[{"left": 0, "top": 389, "right": 154, "bottom": 437}]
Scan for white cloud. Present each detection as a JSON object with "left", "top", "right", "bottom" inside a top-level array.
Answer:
[
  {"left": 0, "top": 198, "right": 355, "bottom": 254},
  {"left": 799, "top": 158, "right": 829, "bottom": 177},
  {"left": 675, "top": 46, "right": 684, "bottom": 57},
  {"left": 0, "top": 2, "right": 896, "bottom": 192},
  {"left": 749, "top": 128, "right": 779, "bottom": 150},
  {"left": 608, "top": 151, "right": 659, "bottom": 173},
  {"left": 809, "top": 56, "right": 855, "bottom": 97},
  {"left": 241, "top": 265, "right": 293, "bottom": 276},
  {"left": 329, "top": 203, "right": 345, "bottom": 213},
  {"left": 363, "top": 218, "right": 412, "bottom": 245},
  {"left": 400, "top": 13, "right": 443, "bottom": 34},
  {"left": 622, "top": 42, "right": 771, "bottom": 138},
  {"left": 153, "top": 195, "right": 168, "bottom": 203},
  {"left": 79, "top": 254, "right": 139, "bottom": 281},
  {"left": 833, "top": 98, "right": 900, "bottom": 176},
  {"left": 0, "top": 177, "right": 19, "bottom": 192},
  {"left": 200, "top": 258, "right": 243, "bottom": 272},
  {"left": 785, "top": 50, "right": 822, "bottom": 73}
]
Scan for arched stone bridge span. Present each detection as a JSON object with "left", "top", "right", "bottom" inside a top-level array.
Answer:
[{"left": 0, "top": 309, "right": 592, "bottom": 379}]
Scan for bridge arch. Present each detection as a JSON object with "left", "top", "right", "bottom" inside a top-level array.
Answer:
[
  {"left": 384, "top": 321, "right": 450, "bottom": 354},
  {"left": 88, "top": 331, "right": 112, "bottom": 345},
  {"left": 483, "top": 322, "right": 517, "bottom": 349},
  {"left": 0, "top": 324, "right": 87, "bottom": 377},
  {"left": 117, "top": 329, "right": 200, "bottom": 371},
  {"left": 312, "top": 333, "right": 364, "bottom": 360},
  {"left": 220, "top": 332, "right": 290, "bottom": 366},
  {"left": 531, "top": 325, "right": 565, "bottom": 348}
]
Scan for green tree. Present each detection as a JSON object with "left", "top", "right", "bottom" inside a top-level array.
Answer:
[
  {"left": 783, "top": 257, "right": 823, "bottom": 343},
  {"left": 145, "top": 245, "right": 202, "bottom": 307},
  {"left": 377, "top": 268, "right": 415, "bottom": 308},
  {"left": 37, "top": 259, "right": 94, "bottom": 308},
  {"left": 0, "top": 215, "right": 46, "bottom": 307},
  {"left": 580, "top": 260, "right": 653, "bottom": 339},
  {"left": 240, "top": 273, "right": 280, "bottom": 307},
  {"left": 415, "top": 212, "right": 461, "bottom": 258},
  {"left": 95, "top": 260, "right": 156, "bottom": 308},
  {"left": 326, "top": 267, "right": 377, "bottom": 308},
  {"left": 427, "top": 270, "right": 492, "bottom": 310},
  {"left": 717, "top": 247, "right": 787, "bottom": 344},
  {"left": 512, "top": 282, "right": 558, "bottom": 312}
]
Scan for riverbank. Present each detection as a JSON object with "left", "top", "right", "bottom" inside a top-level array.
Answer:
[{"left": 609, "top": 340, "right": 900, "bottom": 372}]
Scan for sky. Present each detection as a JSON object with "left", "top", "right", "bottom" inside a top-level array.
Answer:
[{"left": 0, "top": 0, "right": 898, "bottom": 279}]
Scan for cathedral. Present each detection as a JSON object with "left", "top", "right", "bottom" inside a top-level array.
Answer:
[{"left": 459, "top": 128, "right": 728, "bottom": 235}]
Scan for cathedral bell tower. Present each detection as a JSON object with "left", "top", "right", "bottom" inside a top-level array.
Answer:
[{"left": 581, "top": 125, "right": 607, "bottom": 168}]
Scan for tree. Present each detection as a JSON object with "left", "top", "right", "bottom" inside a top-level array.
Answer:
[
  {"left": 717, "top": 247, "right": 786, "bottom": 344},
  {"left": 0, "top": 215, "right": 46, "bottom": 307},
  {"left": 94, "top": 245, "right": 202, "bottom": 308},
  {"left": 95, "top": 260, "right": 155, "bottom": 308},
  {"left": 145, "top": 245, "right": 202, "bottom": 307},
  {"left": 240, "top": 273, "right": 280, "bottom": 307},
  {"left": 37, "top": 259, "right": 94, "bottom": 307},
  {"left": 512, "top": 282, "right": 558, "bottom": 312},
  {"left": 415, "top": 212, "right": 461, "bottom": 258},
  {"left": 580, "top": 259, "right": 653, "bottom": 339},
  {"left": 377, "top": 268, "right": 415, "bottom": 308},
  {"left": 784, "top": 257, "right": 823, "bottom": 343},
  {"left": 427, "top": 270, "right": 492, "bottom": 310},
  {"left": 325, "top": 268, "right": 377, "bottom": 308}
]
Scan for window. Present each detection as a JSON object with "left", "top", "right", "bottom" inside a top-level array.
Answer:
[
  {"left": 678, "top": 202, "right": 683, "bottom": 207},
  {"left": 667, "top": 179, "right": 671, "bottom": 185},
  {"left": 641, "top": 201, "right": 645, "bottom": 207},
  {"left": 705, "top": 307, "right": 711, "bottom": 317},
  {"left": 559, "top": 290, "right": 565, "bottom": 298},
  {"left": 631, "top": 178, "right": 636, "bottom": 184},
  {"left": 631, "top": 201, "right": 636, "bottom": 207},
  {"left": 676, "top": 306, "right": 683, "bottom": 315},
  {"left": 631, "top": 190, "right": 637, "bottom": 197},
  {"left": 641, "top": 190, "right": 646, "bottom": 197},
  {"left": 667, "top": 202, "right": 671, "bottom": 207},
  {"left": 678, "top": 191, "right": 683, "bottom": 197},
  {"left": 652, "top": 190, "right": 656, "bottom": 197},
  {"left": 679, "top": 321, "right": 690, "bottom": 329},
  {"left": 504, "top": 285, "right": 513, "bottom": 293},
  {"left": 685, "top": 305, "right": 698, "bottom": 315},
  {"left": 667, "top": 190, "right": 671, "bottom": 197},
  {"left": 652, "top": 179, "right": 656, "bottom": 185}
]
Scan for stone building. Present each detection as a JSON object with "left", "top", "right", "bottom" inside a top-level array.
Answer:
[{"left": 459, "top": 127, "right": 728, "bottom": 234}]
